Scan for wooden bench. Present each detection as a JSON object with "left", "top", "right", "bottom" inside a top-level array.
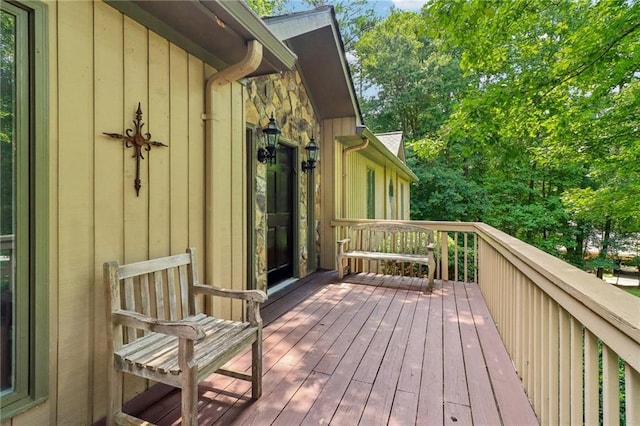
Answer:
[
  {"left": 104, "top": 247, "right": 267, "bottom": 426},
  {"left": 337, "top": 222, "right": 436, "bottom": 289}
]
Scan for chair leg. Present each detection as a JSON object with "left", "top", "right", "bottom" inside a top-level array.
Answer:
[
  {"left": 181, "top": 367, "right": 199, "bottom": 426},
  {"left": 107, "top": 369, "right": 123, "bottom": 426},
  {"left": 251, "top": 330, "right": 263, "bottom": 400}
]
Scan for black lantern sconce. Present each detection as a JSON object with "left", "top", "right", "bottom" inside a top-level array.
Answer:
[
  {"left": 257, "top": 113, "right": 281, "bottom": 164},
  {"left": 301, "top": 134, "right": 319, "bottom": 173}
]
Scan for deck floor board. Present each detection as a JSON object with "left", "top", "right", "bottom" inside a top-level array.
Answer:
[{"left": 127, "top": 271, "right": 538, "bottom": 425}]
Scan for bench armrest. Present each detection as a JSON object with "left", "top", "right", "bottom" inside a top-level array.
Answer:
[
  {"left": 337, "top": 238, "right": 351, "bottom": 255},
  {"left": 112, "top": 310, "right": 206, "bottom": 340},
  {"left": 193, "top": 284, "right": 267, "bottom": 303}
]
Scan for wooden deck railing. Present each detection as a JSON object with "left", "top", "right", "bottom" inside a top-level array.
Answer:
[{"left": 331, "top": 219, "right": 640, "bottom": 425}]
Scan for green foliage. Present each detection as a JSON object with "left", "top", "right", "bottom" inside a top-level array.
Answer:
[
  {"left": 372, "top": 0, "right": 639, "bottom": 263},
  {"left": 407, "top": 150, "right": 487, "bottom": 222},
  {"left": 245, "top": 0, "right": 286, "bottom": 16},
  {"left": 1, "top": 11, "right": 15, "bottom": 235},
  {"left": 355, "top": 9, "right": 467, "bottom": 139}
]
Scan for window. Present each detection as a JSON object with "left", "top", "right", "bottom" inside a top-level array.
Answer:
[
  {"left": 366, "top": 168, "right": 375, "bottom": 219},
  {"left": 1, "top": 0, "right": 48, "bottom": 418}
]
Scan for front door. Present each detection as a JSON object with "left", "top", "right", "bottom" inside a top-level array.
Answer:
[{"left": 266, "top": 145, "right": 295, "bottom": 286}]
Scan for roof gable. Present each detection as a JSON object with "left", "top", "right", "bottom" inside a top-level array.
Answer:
[
  {"left": 263, "top": 7, "right": 362, "bottom": 122},
  {"left": 375, "top": 131, "right": 406, "bottom": 163}
]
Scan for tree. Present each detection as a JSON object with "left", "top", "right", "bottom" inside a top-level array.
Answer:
[
  {"left": 420, "top": 0, "right": 640, "bottom": 259},
  {"left": 245, "top": 0, "right": 286, "bottom": 16},
  {"left": 354, "top": 10, "right": 466, "bottom": 140}
]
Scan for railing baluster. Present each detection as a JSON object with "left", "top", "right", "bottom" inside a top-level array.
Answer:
[
  {"left": 548, "top": 300, "right": 559, "bottom": 424},
  {"left": 441, "top": 231, "right": 448, "bottom": 282},
  {"left": 602, "top": 345, "right": 619, "bottom": 425},
  {"left": 454, "top": 232, "right": 459, "bottom": 282},
  {"left": 584, "top": 330, "right": 599, "bottom": 425},
  {"left": 558, "top": 308, "right": 571, "bottom": 425},
  {"left": 570, "top": 317, "right": 584, "bottom": 426},
  {"left": 464, "top": 233, "right": 468, "bottom": 283},
  {"left": 627, "top": 365, "right": 640, "bottom": 425}
]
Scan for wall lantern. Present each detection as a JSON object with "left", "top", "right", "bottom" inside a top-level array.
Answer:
[
  {"left": 301, "top": 134, "right": 319, "bottom": 173},
  {"left": 257, "top": 113, "right": 281, "bottom": 164}
]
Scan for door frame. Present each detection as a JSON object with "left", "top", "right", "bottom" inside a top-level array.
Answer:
[
  {"left": 269, "top": 138, "right": 301, "bottom": 282},
  {"left": 246, "top": 127, "right": 301, "bottom": 290}
]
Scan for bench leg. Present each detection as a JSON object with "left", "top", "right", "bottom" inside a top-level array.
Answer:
[
  {"left": 337, "top": 255, "right": 344, "bottom": 280},
  {"left": 427, "top": 259, "right": 436, "bottom": 290},
  {"left": 251, "top": 329, "right": 263, "bottom": 399}
]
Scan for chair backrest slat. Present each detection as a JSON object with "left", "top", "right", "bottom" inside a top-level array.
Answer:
[
  {"left": 105, "top": 248, "right": 199, "bottom": 350},
  {"left": 154, "top": 270, "right": 166, "bottom": 320}
]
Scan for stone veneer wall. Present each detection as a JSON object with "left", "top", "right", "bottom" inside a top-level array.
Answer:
[{"left": 246, "top": 69, "right": 321, "bottom": 291}]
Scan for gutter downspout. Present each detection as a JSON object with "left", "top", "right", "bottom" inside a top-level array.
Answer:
[
  {"left": 342, "top": 138, "right": 368, "bottom": 218},
  {"left": 202, "top": 40, "right": 263, "bottom": 308}
]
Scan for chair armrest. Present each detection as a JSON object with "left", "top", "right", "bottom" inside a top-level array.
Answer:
[
  {"left": 112, "top": 310, "right": 205, "bottom": 340},
  {"left": 193, "top": 284, "right": 267, "bottom": 303},
  {"left": 337, "top": 238, "right": 351, "bottom": 245}
]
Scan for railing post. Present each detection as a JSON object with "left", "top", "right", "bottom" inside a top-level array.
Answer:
[{"left": 440, "top": 230, "right": 448, "bottom": 281}]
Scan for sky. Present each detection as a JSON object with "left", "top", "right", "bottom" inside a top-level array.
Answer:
[
  {"left": 287, "top": 1, "right": 429, "bottom": 16},
  {"left": 389, "top": 0, "right": 429, "bottom": 12}
]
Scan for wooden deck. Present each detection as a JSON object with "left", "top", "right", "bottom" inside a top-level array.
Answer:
[{"left": 123, "top": 270, "right": 538, "bottom": 425}]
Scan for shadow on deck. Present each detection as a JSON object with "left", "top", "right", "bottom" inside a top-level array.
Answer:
[{"left": 116, "top": 270, "right": 538, "bottom": 425}]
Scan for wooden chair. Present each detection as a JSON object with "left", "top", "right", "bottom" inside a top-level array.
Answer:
[{"left": 104, "top": 247, "right": 267, "bottom": 426}]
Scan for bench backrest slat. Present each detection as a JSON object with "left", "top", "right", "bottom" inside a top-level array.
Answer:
[{"left": 349, "top": 223, "right": 433, "bottom": 255}]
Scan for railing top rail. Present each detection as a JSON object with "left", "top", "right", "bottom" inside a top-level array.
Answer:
[
  {"left": 473, "top": 222, "right": 640, "bottom": 352},
  {"left": 331, "top": 219, "right": 479, "bottom": 233}
]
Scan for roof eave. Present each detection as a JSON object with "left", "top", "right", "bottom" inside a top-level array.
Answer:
[{"left": 105, "top": 0, "right": 297, "bottom": 76}]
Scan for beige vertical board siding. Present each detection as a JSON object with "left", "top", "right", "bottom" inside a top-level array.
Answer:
[
  {"left": 203, "top": 65, "right": 220, "bottom": 316},
  {"left": 188, "top": 55, "right": 205, "bottom": 311},
  {"left": 209, "top": 83, "right": 233, "bottom": 319},
  {"left": 400, "top": 178, "right": 409, "bottom": 219},
  {"left": 319, "top": 118, "right": 338, "bottom": 269},
  {"left": 335, "top": 142, "right": 344, "bottom": 217},
  {"left": 231, "top": 83, "right": 246, "bottom": 320},
  {"left": 122, "top": 15, "right": 149, "bottom": 400},
  {"left": 10, "top": 403, "right": 49, "bottom": 426},
  {"left": 169, "top": 45, "right": 190, "bottom": 255},
  {"left": 123, "top": 16, "right": 149, "bottom": 262},
  {"left": 56, "top": 1, "right": 94, "bottom": 423},
  {"left": 374, "top": 163, "right": 384, "bottom": 218},
  {"left": 46, "top": 1, "right": 59, "bottom": 424},
  {"left": 93, "top": 2, "right": 124, "bottom": 421},
  {"left": 148, "top": 32, "right": 171, "bottom": 259}
]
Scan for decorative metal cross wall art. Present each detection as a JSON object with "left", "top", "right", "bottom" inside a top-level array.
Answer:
[{"left": 103, "top": 103, "right": 167, "bottom": 196}]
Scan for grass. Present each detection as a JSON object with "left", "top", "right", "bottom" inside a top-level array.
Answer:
[{"left": 623, "top": 286, "right": 640, "bottom": 297}]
